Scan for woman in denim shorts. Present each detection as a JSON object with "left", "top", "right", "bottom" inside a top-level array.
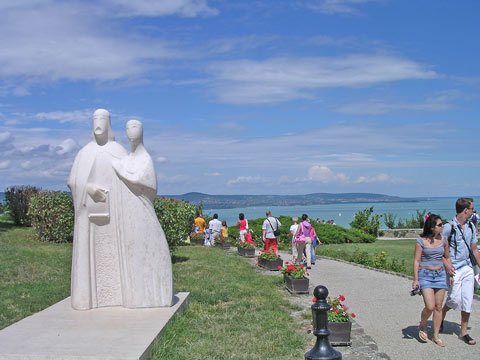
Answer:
[{"left": 412, "top": 214, "right": 452, "bottom": 347}]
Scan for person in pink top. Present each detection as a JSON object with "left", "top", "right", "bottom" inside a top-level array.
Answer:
[
  {"left": 294, "top": 214, "right": 314, "bottom": 268},
  {"left": 237, "top": 213, "right": 248, "bottom": 243}
]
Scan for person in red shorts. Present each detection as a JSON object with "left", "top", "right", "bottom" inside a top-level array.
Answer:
[{"left": 262, "top": 210, "right": 281, "bottom": 255}]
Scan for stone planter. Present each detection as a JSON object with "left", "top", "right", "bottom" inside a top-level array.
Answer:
[
  {"left": 221, "top": 242, "right": 231, "bottom": 250},
  {"left": 328, "top": 321, "right": 352, "bottom": 346},
  {"left": 258, "top": 258, "right": 283, "bottom": 271},
  {"left": 238, "top": 247, "right": 255, "bottom": 257},
  {"left": 284, "top": 275, "right": 309, "bottom": 294},
  {"left": 190, "top": 237, "right": 204, "bottom": 245}
]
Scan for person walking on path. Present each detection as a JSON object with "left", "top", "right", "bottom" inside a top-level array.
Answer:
[
  {"left": 237, "top": 213, "right": 248, "bottom": 243},
  {"left": 208, "top": 213, "right": 222, "bottom": 246},
  {"left": 289, "top": 217, "right": 299, "bottom": 263},
  {"left": 294, "top": 214, "right": 313, "bottom": 268},
  {"left": 194, "top": 213, "right": 206, "bottom": 234},
  {"left": 412, "top": 214, "right": 451, "bottom": 347},
  {"left": 441, "top": 197, "right": 480, "bottom": 345},
  {"left": 262, "top": 210, "right": 281, "bottom": 255}
]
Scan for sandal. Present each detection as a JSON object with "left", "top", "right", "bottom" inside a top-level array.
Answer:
[
  {"left": 432, "top": 337, "right": 446, "bottom": 347},
  {"left": 461, "top": 334, "right": 476, "bottom": 345},
  {"left": 418, "top": 329, "right": 428, "bottom": 342}
]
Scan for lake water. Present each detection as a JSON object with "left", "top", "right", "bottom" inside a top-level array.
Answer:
[{"left": 204, "top": 197, "right": 475, "bottom": 228}]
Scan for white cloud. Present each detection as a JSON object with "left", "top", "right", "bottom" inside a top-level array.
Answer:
[
  {"left": 205, "top": 172, "right": 221, "bottom": 176},
  {"left": 0, "top": 160, "right": 10, "bottom": 169},
  {"left": 55, "top": 138, "right": 79, "bottom": 155},
  {"left": 332, "top": 98, "right": 451, "bottom": 115},
  {"left": 303, "top": 0, "right": 382, "bottom": 15},
  {"left": 0, "top": 1, "right": 181, "bottom": 94},
  {"left": 207, "top": 55, "right": 437, "bottom": 104},
  {"left": 227, "top": 176, "right": 269, "bottom": 186},
  {"left": 308, "top": 165, "right": 349, "bottom": 183},
  {"left": 106, "top": 0, "right": 218, "bottom": 17},
  {"left": 156, "top": 156, "right": 168, "bottom": 163},
  {"left": 0, "top": 131, "right": 14, "bottom": 151},
  {"left": 354, "top": 173, "right": 405, "bottom": 184},
  {"left": 35, "top": 110, "right": 92, "bottom": 124}
]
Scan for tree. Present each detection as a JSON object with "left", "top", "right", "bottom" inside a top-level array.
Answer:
[{"left": 350, "top": 206, "right": 382, "bottom": 237}]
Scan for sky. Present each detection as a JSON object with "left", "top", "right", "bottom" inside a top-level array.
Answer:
[{"left": 0, "top": 0, "right": 479, "bottom": 197}]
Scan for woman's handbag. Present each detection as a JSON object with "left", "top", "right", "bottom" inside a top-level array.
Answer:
[{"left": 294, "top": 223, "right": 306, "bottom": 243}]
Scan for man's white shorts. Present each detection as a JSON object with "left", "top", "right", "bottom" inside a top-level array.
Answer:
[{"left": 446, "top": 265, "right": 474, "bottom": 313}]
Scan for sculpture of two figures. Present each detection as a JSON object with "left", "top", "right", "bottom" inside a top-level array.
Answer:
[{"left": 67, "top": 109, "right": 173, "bottom": 310}]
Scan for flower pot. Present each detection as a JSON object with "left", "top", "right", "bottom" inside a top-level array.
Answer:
[
  {"left": 258, "top": 258, "right": 283, "bottom": 271},
  {"left": 191, "top": 237, "right": 204, "bottom": 245},
  {"left": 328, "top": 321, "right": 352, "bottom": 346},
  {"left": 238, "top": 247, "right": 255, "bottom": 257},
  {"left": 221, "top": 242, "right": 231, "bottom": 250},
  {"left": 284, "top": 275, "right": 309, "bottom": 294}
]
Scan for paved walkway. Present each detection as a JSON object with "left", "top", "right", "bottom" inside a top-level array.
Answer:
[{"left": 287, "top": 253, "right": 480, "bottom": 360}]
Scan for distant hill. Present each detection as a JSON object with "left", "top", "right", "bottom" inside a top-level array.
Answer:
[{"left": 162, "top": 192, "right": 419, "bottom": 209}]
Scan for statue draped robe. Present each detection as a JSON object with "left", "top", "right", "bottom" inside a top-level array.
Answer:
[{"left": 68, "top": 140, "right": 127, "bottom": 310}]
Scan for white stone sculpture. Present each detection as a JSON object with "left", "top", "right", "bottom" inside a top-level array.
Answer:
[
  {"left": 112, "top": 119, "right": 173, "bottom": 308},
  {"left": 68, "top": 110, "right": 173, "bottom": 310}
]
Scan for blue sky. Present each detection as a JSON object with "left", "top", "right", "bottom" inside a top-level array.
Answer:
[{"left": 1, "top": 0, "right": 479, "bottom": 197}]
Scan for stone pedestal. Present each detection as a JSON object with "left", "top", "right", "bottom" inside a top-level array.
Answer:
[{"left": 0, "top": 293, "right": 189, "bottom": 360}]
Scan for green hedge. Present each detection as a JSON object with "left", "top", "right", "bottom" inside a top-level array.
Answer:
[
  {"left": 154, "top": 197, "right": 202, "bottom": 252},
  {"left": 319, "top": 247, "right": 406, "bottom": 273},
  {"left": 4, "top": 185, "right": 41, "bottom": 226},
  {"left": 28, "top": 191, "right": 74, "bottom": 243},
  {"left": 228, "top": 215, "right": 375, "bottom": 250}
]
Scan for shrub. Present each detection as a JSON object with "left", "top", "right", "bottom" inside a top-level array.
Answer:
[
  {"left": 383, "top": 212, "right": 397, "bottom": 229},
  {"left": 4, "top": 185, "right": 41, "bottom": 226},
  {"left": 350, "top": 206, "right": 382, "bottom": 237},
  {"left": 28, "top": 191, "right": 74, "bottom": 243},
  {"left": 384, "top": 209, "right": 426, "bottom": 229},
  {"left": 154, "top": 197, "right": 201, "bottom": 253},
  {"left": 228, "top": 216, "right": 376, "bottom": 249},
  {"left": 319, "top": 247, "right": 406, "bottom": 273}
]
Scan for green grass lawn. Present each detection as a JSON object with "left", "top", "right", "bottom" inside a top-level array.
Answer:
[
  {"left": 151, "top": 246, "right": 306, "bottom": 359},
  {"left": 0, "top": 223, "right": 72, "bottom": 329},
  {"left": 317, "top": 239, "right": 416, "bottom": 276},
  {"left": 1, "top": 225, "right": 307, "bottom": 359}
]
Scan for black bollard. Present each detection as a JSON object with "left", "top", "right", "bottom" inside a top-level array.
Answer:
[{"left": 305, "top": 285, "right": 342, "bottom": 360}]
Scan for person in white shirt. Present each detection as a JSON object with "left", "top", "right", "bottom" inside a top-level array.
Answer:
[
  {"left": 262, "top": 210, "right": 281, "bottom": 255},
  {"left": 289, "top": 217, "right": 299, "bottom": 263},
  {"left": 208, "top": 213, "right": 222, "bottom": 246}
]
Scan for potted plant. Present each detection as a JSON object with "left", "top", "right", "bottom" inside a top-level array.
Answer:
[
  {"left": 256, "top": 251, "right": 283, "bottom": 270},
  {"left": 323, "top": 294, "right": 356, "bottom": 346},
  {"left": 190, "top": 234, "right": 205, "bottom": 245},
  {"left": 280, "top": 262, "right": 310, "bottom": 294},
  {"left": 237, "top": 241, "right": 255, "bottom": 257},
  {"left": 220, "top": 236, "right": 231, "bottom": 250}
]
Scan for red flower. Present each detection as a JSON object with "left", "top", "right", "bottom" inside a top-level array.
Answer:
[
  {"left": 333, "top": 309, "right": 338, "bottom": 313},
  {"left": 277, "top": 265, "right": 282, "bottom": 270},
  {"left": 285, "top": 261, "right": 289, "bottom": 265},
  {"left": 312, "top": 297, "right": 316, "bottom": 303},
  {"left": 255, "top": 263, "right": 258, "bottom": 266},
  {"left": 306, "top": 273, "right": 310, "bottom": 276},
  {"left": 351, "top": 313, "right": 356, "bottom": 318},
  {"left": 339, "top": 295, "right": 345, "bottom": 302}
]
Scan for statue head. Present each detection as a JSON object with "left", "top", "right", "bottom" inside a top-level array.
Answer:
[
  {"left": 126, "top": 119, "right": 143, "bottom": 145},
  {"left": 91, "top": 109, "right": 115, "bottom": 144}
]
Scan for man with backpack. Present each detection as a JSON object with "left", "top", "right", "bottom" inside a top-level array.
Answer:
[
  {"left": 441, "top": 198, "right": 480, "bottom": 345},
  {"left": 262, "top": 210, "right": 281, "bottom": 255}
]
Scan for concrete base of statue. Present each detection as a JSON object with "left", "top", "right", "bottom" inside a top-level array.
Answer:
[{"left": 0, "top": 293, "right": 189, "bottom": 360}]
